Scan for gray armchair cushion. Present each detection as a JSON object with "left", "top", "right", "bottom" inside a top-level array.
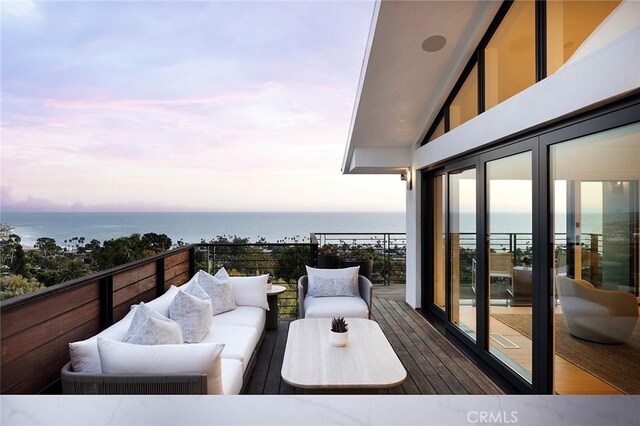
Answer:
[{"left": 298, "top": 275, "right": 372, "bottom": 319}]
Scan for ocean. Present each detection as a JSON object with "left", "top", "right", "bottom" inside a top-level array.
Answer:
[
  {"left": 1, "top": 211, "right": 602, "bottom": 248},
  {"left": 1, "top": 212, "right": 406, "bottom": 247}
]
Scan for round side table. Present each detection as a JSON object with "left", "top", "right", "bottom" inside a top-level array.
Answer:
[{"left": 266, "top": 285, "right": 287, "bottom": 330}]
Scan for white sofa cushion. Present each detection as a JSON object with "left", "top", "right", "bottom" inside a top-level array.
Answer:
[
  {"left": 201, "top": 324, "right": 259, "bottom": 371},
  {"left": 68, "top": 307, "right": 137, "bottom": 373},
  {"left": 69, "top": 287, "right": 180, "bottom": 373},
  {"left": 305, "top": 266, "right": 359, "bottom": 297},
  {"left": 212, "top": 306, "right": 266, "bottom": 332},
  {"left": 221, "top": 358, "right": 243, "bottom": 395},
  {"left": 229, "top": 275, "right": 269, "bottom": 310},
  {"left": 128, "top": 317, "right": 183, "bottom": 345},
  {"left": 192, "top": 270, "right": 237, "bottom": 315},
  {"left": 97, "top": 337, "right": 225, "bottom": 395},
  {"left": 304, "top": 296, "right": 369, "bottom": 319},
  {"left": 169, "top": 290, "right": 213, "bottom": 343}
]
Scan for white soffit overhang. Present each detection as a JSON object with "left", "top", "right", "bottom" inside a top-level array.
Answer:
[{"left": 342, "top": 0, "right": 501, "bottom": 174}]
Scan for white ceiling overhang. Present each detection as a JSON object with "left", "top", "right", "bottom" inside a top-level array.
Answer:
[{"left": 343, "top": 0, "right": 501, "bottom": 174}]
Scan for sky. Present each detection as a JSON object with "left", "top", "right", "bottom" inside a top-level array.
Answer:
[{"left": 1, "top": 0, "right": 406, "bottom": 213}]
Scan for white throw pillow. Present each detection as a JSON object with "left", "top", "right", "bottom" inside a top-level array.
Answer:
[
  {"left": 97, "top": 337, "right": 225, "bottom": 395},
  {"left": 182, "top": 279, "right": 212, "bottom": 302},
  {"left": 68, "top": 307, "right": 137, "bottom": 373},
  {"left": 312, "top": 276, "right": 360, "bottom": 297},
  {"left": 228, "top": 275, "right": 269, "bottom": 310},
  {"left": 192, "top": 270, "right": 237, "bottom": 316},
  {"left": 305, "top": 266, "right": 359, "bottom": 297},
  {"left": 169, "top": 290, "right": 213, "bottom": 343},
  {"left": 125, "top": 302, "right": 177, "bottom": 342},
  {"left": 128, "top": 317, "right": 183, "bottom": 345},
  {"left": 213, "top": 267, "right": 230, "bottom": 282},
  {"left": 145, "top": 285, "right": 180, "bottom": 317}
]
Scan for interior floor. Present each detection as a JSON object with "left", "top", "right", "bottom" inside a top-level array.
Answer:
[{"left": 457, "top": 304, "right": 627, "bottom": 394}]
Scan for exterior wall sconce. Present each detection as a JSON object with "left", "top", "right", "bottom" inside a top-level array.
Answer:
[{"left": 401, "top": 169, "right": 412, "bottom": 190}]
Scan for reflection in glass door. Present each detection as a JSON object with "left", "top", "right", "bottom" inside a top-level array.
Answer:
[
  {"left": 487, "top": 151, "right": 533, "bottom": 383},
  {"left": 449, "top": 168, "right": 477, "bottom": 340},
  {"left": 433, "top": 175, "right": 446, "bottom": 311},
  {"left": 551, "top": 123, "right": 640, "bottom": 395}
]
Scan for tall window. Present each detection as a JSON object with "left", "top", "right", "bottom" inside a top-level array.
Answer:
[
  {"left": 484, "top": 0, "right": 535, "bottom": 110},
  {"left": 547, "top": 0, "right": 621, "bottom": 76},
  {"left": 449, "top": 64, "right": 478, "bottom": 131},
  {"left": 428, "top": 116, "right": 445, "bottom": 142}
]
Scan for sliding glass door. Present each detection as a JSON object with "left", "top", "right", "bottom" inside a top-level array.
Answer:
[
  {"left": 422, "top": 98, "right": 639, "bottom": 394},
  {"left": 550, "top": 122, "right": 639, "bottom": 395},
  {"left": 486, "top": 151, "right": 533, "bottom": 383},
  {"left": 449, "top": 167, "right": 477, "bottom": 340}
]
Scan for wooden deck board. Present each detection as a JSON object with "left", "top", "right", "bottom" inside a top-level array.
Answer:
[{"left": 247, "top": 296, "right": 503, "bottom": 395}]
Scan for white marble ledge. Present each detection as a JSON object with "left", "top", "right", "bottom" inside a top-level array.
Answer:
[{"left": 2, "top": 395, "right": 639, "bottom": 426}]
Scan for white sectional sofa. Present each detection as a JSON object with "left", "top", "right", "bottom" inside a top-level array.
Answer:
[{"left": 62, "top": 272, "right": 268, "bottom": 395}]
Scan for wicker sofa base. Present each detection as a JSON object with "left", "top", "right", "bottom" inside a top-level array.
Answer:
[{"left": 61, "top": 329, "right": 266, "bottom": 395}]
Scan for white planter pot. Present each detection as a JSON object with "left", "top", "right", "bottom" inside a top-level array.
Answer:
[{"left": 329, "top": 330, "right": 348, "bottom": 347}]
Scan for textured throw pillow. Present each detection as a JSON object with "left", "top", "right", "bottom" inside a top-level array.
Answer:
[
  {"left": 182, "top": 279, "right": 212, "bottom": 302},
  {"left": 97, "top": 337, "right": 225, "bottom": 395},
  {"left": 228, "top": 275, "right": 269, "bottom": 310},
  {"left": 169, "top": 290, "right": 213, "bottom": 343},
  {"left": 193, "top": 270, "right": 237, "bottom": 316},
  {"left": 125, "top": 302, "right": 178, "bottom": 342},
  {"left": 305, "top": 266, "right": 359, "bottom": 297},
  {"left": 127, "top": 316, "right": 183, "bottom": 345},
  {"left": 145, "top": 285, "right": 180, "bottom": 317},
  {"left": 213, "top": 267, "right": 230, "bottom": 282},
  {"left": 312, "top": 276, "right": 360, "bottom": 297}
]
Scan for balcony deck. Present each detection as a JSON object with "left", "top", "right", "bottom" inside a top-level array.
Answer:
[{"left": 246, "top": 286, "right": 503, "bottom": 395}]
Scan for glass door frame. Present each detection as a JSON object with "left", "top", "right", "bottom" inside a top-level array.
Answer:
[
  {"left": 422, "top": 169, "right": 446, "bottom": 321},
  {"left": 479, "top": 138, "right": 540, "bottom": 393}
]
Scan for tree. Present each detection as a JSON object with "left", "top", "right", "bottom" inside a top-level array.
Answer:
[
  {"left": 34, "top": 237, "right": 59, "bottom": 256},
  {"left": 0, "top": 274, "right": 44, "bottom": 301},
  {"left": 1, "top": 234, "right": 25, "bottom": 274},
  {"left": 274, "top": 246, "right": 310, "bottom": 283},
  {"left": 91, "top": 234, "right": 146, "bottom": 270},
  {"left": 59, "top": 258, "right": 89, "bottom": 283},
  {"left": 141, "top": 233, "right": 172, "bottom": 253}
]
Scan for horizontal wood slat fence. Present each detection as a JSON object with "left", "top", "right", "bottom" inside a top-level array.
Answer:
[{"left": 0, "top": 245, "right": 195, "bottom": 394}]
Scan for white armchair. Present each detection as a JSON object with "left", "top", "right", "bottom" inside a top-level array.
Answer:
[
  {"left": 297, "top": 275, "right": 373, "bottom": 319},
  {"left": 556, "top": 276, "right": 638, "bottom": 344}
]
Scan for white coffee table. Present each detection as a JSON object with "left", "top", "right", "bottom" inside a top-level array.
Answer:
[{"left": 281, "top": 318, "right": 406, "bottom": 393}]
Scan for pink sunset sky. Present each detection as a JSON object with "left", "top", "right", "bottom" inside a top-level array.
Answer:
[{"left": 1, "top": 0, "right": 405, "bottom": 213}]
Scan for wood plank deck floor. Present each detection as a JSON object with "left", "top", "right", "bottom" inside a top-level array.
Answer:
[{"left": 245, "top": 295, "right": 504, "bottom": 395}]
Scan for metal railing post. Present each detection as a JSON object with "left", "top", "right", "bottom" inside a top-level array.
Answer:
[{"left": 100, "top": 275, "right": 114, "bottom": 329}]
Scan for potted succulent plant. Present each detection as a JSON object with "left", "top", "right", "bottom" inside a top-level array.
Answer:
[
  {"left": 340, "top": 248, "right": 374, "bottom": 279},
  {"left": 329, "top": 317, "right": 349, "bottom": 347},
  {"left": 317, "top": 244, "right": 340, "bottom": 269}
]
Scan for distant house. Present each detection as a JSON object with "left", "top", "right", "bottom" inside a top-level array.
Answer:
[{"left": 344, "top": 0, "right": 639, "bottom": 395}]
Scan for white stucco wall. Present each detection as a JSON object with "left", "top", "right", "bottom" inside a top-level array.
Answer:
[
  {"left": 405, "top": 166, "right": 420, "bottom": 307},
  {"left": 404, "top": 3, "right": 639, "bottom": 308}
]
